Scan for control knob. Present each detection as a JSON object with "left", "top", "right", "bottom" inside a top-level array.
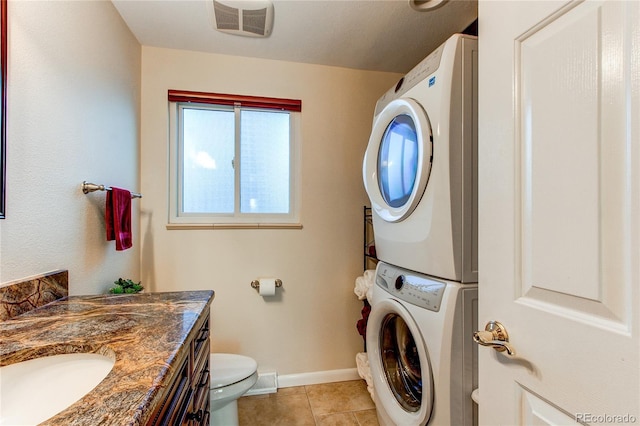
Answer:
[{"left": 395, "top": 275, "right": 405, "bottom": 290}]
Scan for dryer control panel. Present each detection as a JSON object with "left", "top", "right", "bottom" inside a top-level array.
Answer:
[
  {"left": 373, "top": 41, "right": 445, "bottom": 115},
  {"left": 375, "top": 262, "right": 446, "bottom": 312}
]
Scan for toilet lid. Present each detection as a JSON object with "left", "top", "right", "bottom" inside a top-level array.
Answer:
[{"left": 210, "top": 353, "right": 258, "bottom": 387}]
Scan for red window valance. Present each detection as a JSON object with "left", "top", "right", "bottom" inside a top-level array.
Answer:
[{"left": 168, "top": 90, "right": 302, "bottom": 112}]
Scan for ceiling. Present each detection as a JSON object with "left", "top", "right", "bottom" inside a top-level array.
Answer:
[{"left": 112, "top": 0, "right": 478, "bottom": 74}]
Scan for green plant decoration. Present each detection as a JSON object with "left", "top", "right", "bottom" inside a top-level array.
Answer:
[{"left": 109, "top": 278, "right": 143, "bottom": 294}]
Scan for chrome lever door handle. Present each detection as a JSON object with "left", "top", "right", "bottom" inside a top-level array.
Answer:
[{"left": 473, "top": 321, "right": 516, "bottom": 356}]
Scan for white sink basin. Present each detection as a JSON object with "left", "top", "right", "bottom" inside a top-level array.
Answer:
[{"left": 0, "top": 352, "right": 115, "bottom": 425}]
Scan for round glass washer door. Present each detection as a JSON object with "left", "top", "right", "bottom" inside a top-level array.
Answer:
[
  {"left": 366, "top": 298, "right": 434, "bottom": 425},
  {"left": 363, "top": 98, "right": 433, "bottom": 223},
  {"left": 380, "top": 313, "right": 423, "bottom": 412}
]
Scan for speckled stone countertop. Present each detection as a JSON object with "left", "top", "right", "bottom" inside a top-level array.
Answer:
[{"left": 0, "top": 290, "right": 214, "bottom": 425}]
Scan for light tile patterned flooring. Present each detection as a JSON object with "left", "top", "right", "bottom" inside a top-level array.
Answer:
[{"left": 238, "top": 380, "right": 379, "bottom": 426}]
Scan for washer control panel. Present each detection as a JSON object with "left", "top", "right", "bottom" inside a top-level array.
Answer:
[{"left": 375, "top": 262, "right": 446, "bottom": 312}]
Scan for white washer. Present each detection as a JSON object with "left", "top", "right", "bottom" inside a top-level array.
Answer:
[
  {"left": 366, "top": 261, "right": 477, "bottom": 426},
  {"left": 362, "top": 34, "right": 478, "bottom": 283}
]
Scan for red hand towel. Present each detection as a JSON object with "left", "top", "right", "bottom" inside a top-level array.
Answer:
[{"left": 106, "top": 187, "right": 132, "bottom": 251}]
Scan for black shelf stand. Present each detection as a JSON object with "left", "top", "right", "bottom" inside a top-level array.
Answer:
[{"left": 363, "top": 206, "right": 378, "bottom": 271}]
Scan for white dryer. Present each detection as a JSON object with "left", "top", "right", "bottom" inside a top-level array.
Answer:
[
  {"left": 366, "top": 261, "right": 477, "bottom": 426},
  {"left": 362, "top": 34, "right": 478, "bottom": 283}
]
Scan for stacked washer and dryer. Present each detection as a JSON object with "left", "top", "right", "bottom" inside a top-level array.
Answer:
[{"left": 362, "top": 34, "right": 478, "bottom": 426}]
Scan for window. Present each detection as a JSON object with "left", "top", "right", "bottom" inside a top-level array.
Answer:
[{"left": 168, "top": 90, "right": 301, "bottom": 227}]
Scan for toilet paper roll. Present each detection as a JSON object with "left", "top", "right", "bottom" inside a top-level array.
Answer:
[{"left": 259, "top": 278, "right": 277, "bottom": 296}]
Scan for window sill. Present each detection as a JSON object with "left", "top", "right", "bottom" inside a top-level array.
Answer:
[{"left": 166, "top": 223, "right": 303, "bottom": 230}]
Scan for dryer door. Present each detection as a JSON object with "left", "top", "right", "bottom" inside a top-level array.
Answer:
[
  {"left": 363, "top": 98, "right": 433, "bottom": 222},
  {"left": 366, "top": 298, "right": 434, "bottom": 425}
]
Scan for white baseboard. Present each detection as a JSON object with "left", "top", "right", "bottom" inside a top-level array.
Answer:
[
  {"left": 277, "top": 368, "right": 361, "bottom": 388},
  {"left": 245, "top": 370, "right": 278, "bottom": 396}
]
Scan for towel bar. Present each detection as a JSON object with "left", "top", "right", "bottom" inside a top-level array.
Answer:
[{"left": 82, "top": 181, "right": 142, "bottom": 199}]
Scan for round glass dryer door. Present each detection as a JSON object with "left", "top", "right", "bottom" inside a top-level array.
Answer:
[
  {"left": 377, "top": 115, "right": 419, "bottom": 209},
  {"left": 363, "top": 98, "right": 433, "bottom": 222}
]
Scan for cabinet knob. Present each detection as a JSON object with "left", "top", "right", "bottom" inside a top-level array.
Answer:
[{"left": 186, "top": 409, "right": 203, "bottom": 422}]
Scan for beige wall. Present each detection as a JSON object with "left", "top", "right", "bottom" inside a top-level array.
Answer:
[
  {"left": 0, "top": 0, "right": 402, "bottom": 376},
  {"left": 0, "top": 1, "right": 141, "bottom": 294},
  {"left": 140, "top": 47, "right": 401, "bottom": 375}
]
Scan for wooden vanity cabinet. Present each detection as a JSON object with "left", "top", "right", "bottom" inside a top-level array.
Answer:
[
  {"left": 189, "top": 312, "right": 211, "bottom": 425},
  {"left": 146, "top": 313, "right": 210, "bottom": 426}
]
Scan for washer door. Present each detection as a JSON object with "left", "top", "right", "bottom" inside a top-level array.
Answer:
[
  {"left": 366, "top": 298, "right": 434, "bottom": 425},
  {"left": 363, "top": 98, "right": 433, "bottom": 223}
]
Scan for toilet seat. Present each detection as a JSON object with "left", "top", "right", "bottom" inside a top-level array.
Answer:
[{"left": 210, "top": 353, "right": 258, "bottom": 388}]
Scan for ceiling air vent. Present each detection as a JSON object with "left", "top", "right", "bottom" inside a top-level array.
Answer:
[{"left": 211, "top": 0, "right": 274, "bottom": 37}]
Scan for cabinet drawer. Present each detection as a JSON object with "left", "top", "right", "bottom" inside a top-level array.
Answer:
[
  {"left": 192, "top": 358, "right": 210, "bottom": 415},
  {"left": 148, "top": 359, "right": 191, "bottom": 425},
  {"left": 190, "top": 314, "right": 210, "bottom": 423},
  {"left": 146, "top": 311, "right": 211, "bottom": 425},
  {"left": 189, "top": 316, "right": 211, "bottom": 426},
  {"left": 192, "top": 314, "right": 210, "bottom": 371}
]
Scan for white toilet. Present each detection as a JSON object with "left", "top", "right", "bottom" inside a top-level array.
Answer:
[{"left": 209, "top": 353, "right": 258, "bottom": 426}]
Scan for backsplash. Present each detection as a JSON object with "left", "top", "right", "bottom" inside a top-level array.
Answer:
[{"left": 0, "top": 270, "right": 68, "bottom": 320}]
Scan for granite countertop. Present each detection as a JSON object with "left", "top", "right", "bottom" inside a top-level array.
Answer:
[{"left": 0, "top": 290, "right": 214, "bottom": 425}]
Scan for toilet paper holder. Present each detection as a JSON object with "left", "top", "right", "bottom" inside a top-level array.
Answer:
[{"left": 250, "top": 279, "right": 283, "bottom": 291}]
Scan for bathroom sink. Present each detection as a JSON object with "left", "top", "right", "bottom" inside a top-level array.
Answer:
[{"left": 0, "top": 352, "right": 115, "bottom": 425}]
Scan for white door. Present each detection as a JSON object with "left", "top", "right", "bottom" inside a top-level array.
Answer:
[{"left": 478, "top": 1, "right": 639, "bottom": 425}]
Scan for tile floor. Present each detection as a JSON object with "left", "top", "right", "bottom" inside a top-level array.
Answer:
[{"left": 238, "top": 380, "right": 379, "bottom": 426}]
